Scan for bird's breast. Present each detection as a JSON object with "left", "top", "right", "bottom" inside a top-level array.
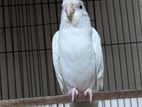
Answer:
[
  {"left": 58, "top": 29, "right": 96, "bottom": 91},
  {"left": 59, "top": 28, "right": 92, "bottom": 56}
]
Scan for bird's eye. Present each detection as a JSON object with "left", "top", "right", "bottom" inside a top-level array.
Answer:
[{"left": 79, "top": 5, "right": 82, "bottom": 9}]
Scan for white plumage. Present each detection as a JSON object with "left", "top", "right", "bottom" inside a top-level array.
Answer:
[{"left": 52, "top": 0, "right": 104, "bottom": 106}]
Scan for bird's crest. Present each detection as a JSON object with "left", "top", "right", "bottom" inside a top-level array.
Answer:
[{"left": 63, "top": 0, "right": 81, "bottom": 5}]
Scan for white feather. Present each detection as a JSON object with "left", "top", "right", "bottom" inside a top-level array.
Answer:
[{"left": 52, "top": 31, "right": 67, "bottom": 94}]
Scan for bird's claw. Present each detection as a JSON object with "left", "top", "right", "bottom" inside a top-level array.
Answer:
[
  {"left": 83, "top": 88, "right": 94, "bottom": 102},
  {"left": 68, "top": 88, "right": 79, "bottom": 102}
]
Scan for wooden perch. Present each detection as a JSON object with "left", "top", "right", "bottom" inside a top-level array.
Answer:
[{"left": 0, "top": 89, "right": 142, "bottom": 106}]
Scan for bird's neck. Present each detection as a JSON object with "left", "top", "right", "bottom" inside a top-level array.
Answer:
[
  {"left": 60, "top": 21, "right": 91, "bottom": 30},
  {"left": 59, "top": 26, "right": 92, "bottom": 40}
]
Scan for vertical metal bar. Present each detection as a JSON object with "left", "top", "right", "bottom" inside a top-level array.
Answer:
[
  {"left": 18, "top": 0, "right": 27, "bottom": 98},
  {"left": 131, "top": 0, "right": 142, "bottom": 88},
  {"left": 92, "top": 1, "right": 97, "bottom": 28},
  {"left": 129, "top": 0, "right": 141, "bottom": 106},
  {"left": 32, "top": 0, "right": 43, "bottom": 96},
  {"left": 105, "top": 0, "right": 118, "bottom": 106},
  {"left": 105, "top": 0, "right": 117, "bottom": 91},
  {"left": 99, "top": 1, "right": 111, "bottom": 106},
  {"left": 99, "top": 0, "right": 110, "bottom": 92},
  {"left": 47, "top": 0, "right": 59, "bottom": 95},
  {"left": 14, "top": 0, "right": 25, "bottom": 98},
  {"left": 118, "top": 0, "right": 131, "bottom": 106},
  {"left": 25, "top": 0, "right": 33, "bottom": 97},
  {"left": 124, "top": 0, "right": 136, "bottom": 89},
  {"left": 1, "top": 0, "right": 10, "bottom": 99},
  {"left": 30, "top": 29, "right": 37, "bottom": 97},
  {"left": 137, "top": 0, "right": 142, "bottom": 39},
  {"left": 0, "top": 60, "right": 2, "bottom": 100},
  {"left": 0, "top": 1, "right": 2, "bottom": 100},
  {"left": 112, "top": 0, "right": 123, "bottom": 91},
  {"left": 7, "top": 0, "right": 17, "bottom": 99},
  {"left": 27, "top": 0, "right": 40, "bottom": 97},
  {"left": 53, "top": 0, "right": 60, "bottom": 95},
  {"left": 136, "top": 0, "right": 142, "bottom": 89},
  {"left": 115, "top": 0, "right": 130, "bottom": 106},
  {"left": 124, "top": 0, "right": 138, "bottom": 106},
  {"left": 84, "top": 0, "right": 89, "bottom": 12},
  {"left": 54, "top": 0, "right": 59, "bottom": 29},
  {"left": 28, "top": 0, "right": 37, "bottom": 97},
  {"left": 118, "top": 0, "right": 130, "bottom": 91},
  {"left": 47, "top": 0, "right": 53, "bottom": 42},
  {"left": 32, "top": 0, "right": 41, "bottom": 96},
  {"left": 40, "top": 0, "right": 51, "bottom": 95},
  {"left": 14, "top": 0, "right": 24, "bottom": 98}
]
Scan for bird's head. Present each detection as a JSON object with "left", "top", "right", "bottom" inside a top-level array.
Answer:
[{"left": 60, "top": 0, "right": 91, "bottom": 28}]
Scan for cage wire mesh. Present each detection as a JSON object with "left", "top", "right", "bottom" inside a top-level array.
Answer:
[{"left": 0, "top": 0, "right": 142, "bottom": 106}]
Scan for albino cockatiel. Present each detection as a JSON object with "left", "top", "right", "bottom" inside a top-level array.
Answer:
[{"left": 52, "top": 0, "right": 104, "bottom": 106}]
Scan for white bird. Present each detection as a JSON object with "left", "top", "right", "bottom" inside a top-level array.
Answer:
[{"left": 52, "top": 0, "right": 104, "bottom": 106}]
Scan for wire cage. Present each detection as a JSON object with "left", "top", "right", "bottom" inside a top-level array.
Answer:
[{"left": 0, "top": 0, "right": 142, "bottom": 106}]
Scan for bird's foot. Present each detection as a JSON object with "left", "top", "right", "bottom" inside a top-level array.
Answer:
[
  {"left": 83, "top": 88, "right": 94, "bottom": 102},
  {"left": 68, "top": 88, "right": 79, "bottom": 102}
]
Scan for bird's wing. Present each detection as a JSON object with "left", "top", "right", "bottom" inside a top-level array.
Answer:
[
  {"left": 52, "top": 31, "right": 67, "bottom": 94},
  {"left": 92, "top": 27, "right": 104, "bottom": 91}
]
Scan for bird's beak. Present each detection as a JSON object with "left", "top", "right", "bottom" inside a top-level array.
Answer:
[{"left": 65, "top": 4, "right": 74, "bottom": 21}]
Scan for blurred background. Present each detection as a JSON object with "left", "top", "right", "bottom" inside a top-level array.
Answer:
[{"left": 0, "top": 0, "right": 142, "bottom": 104}]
